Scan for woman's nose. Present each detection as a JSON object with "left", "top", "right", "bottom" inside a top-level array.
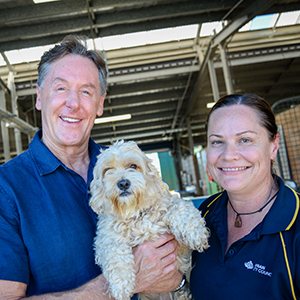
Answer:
[{"left": 222, "top": 143, "right": 239, "bottom": 160}]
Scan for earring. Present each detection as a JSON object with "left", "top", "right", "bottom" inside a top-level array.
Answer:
[{"left": 271, "top": 159, "right": 275, "bottom": 164}]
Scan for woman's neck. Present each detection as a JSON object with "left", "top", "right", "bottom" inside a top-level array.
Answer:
[{"left": 227, "top": 176, "right": 277, "bottom": 213}]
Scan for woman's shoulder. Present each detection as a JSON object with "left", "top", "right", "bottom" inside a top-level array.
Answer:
[
  {"left": 199, "top": 191, "right": 227, "bottom": 219},
  {"left": 200, "top": 192, "right": 225, "bottom": 207}
]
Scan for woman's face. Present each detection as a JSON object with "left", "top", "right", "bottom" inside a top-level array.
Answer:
[{"left": 206, "top": 104, "right": 279, "bottom": 195}]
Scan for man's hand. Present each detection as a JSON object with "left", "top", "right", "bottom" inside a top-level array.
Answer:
[{"left": 133, "top": 234, "right": 183, "bottom": 294}]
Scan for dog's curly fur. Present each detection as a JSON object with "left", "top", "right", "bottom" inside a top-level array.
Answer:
[{"left": 89, "top": 140, "right": 209, "bottom": 300}]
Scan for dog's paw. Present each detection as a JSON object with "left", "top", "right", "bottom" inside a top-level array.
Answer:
[
  {"left": 167, "top": 198, "right": 210, "bottom": 252},
  {"left": 192, "top": 225, "right": 210, "bottom": 252}
]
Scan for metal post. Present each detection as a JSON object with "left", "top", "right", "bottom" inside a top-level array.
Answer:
[
  {"left": 219, "top": 42, "right": 234, "bottom": 94},
  {"left": 207, "top": 58, "right": 220, "bottom": 102},
  {"left": 186, "top": 118, "right": 201, "bottom": 195},
  {"left": 186, "top": 117, "right": 194, "bottom": 155},
  {"left": 174, "top": 134, "right": 184, "bottom": 191},
  {"left": 0, "top": 90, "right": 11, "bottom": 162},
  {"left": 8, "top": 72, "right": 23, "bottom": 154}
]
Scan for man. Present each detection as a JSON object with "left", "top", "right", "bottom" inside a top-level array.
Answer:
[{"left": 0, "top": 35, "right": 182, "bottom": 298}]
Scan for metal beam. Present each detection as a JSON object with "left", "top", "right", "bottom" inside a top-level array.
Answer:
[
  {"left": 207, "top": 58, "right": 220, "bottom": 101},
  {"left": 0, "top": 52, "right": 14, "bottom": 73},
  {"left": 219, "top": 42, "right": 234, "bottom": 94},
  {"left": 0, "top": 0, "right": 236, "bottom": 25},
  {"left": 93, "top": 124, "right": 205, "bottom": 144},
  {"left": 107, "top": 65, "right": 200, "bottom": 84},
  {"left": 0, "top": 77, "right": 10, "bottom": 95},
  {"left": 180, "top": 40, "right": 213, "bottom": 125},
  {"left": 181, "top": 0, "right": 277, "bottom": 126},
  {"left": 0, "top": 0, "right": 238, "bottom": 52},
  {"left": 0, "top": 90, "right": 10, "bottom": 162},
  {"left": 213, "top": 49, "right": 300, "bottom": 68},
  {"left": 0, "top": 108, "right": 38, "bottom": 137},
  {"left": 211, "top": 0, "right": 277, "bottom": 48},
  {"left": 104, "top": 90, "right": 181, "bottom": 110}
]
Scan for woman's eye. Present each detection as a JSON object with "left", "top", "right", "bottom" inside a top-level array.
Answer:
[
  {"left": 211, "top": 140, "right": 222, "bottom": 145},
  {"left": 240, "top": 138, "right": 251, "bottom": 143}
]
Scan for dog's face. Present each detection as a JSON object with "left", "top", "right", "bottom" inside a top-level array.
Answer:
[{"left": 90, "top": 141, "right": 170, "bottom": 218}]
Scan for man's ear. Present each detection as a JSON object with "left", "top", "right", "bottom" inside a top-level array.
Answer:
[
  {"left": 35, "top": 84, "right": 42, "bottom": 111},
  {"left": 96, "top": 93, "right": 106, "bottom": 117}
]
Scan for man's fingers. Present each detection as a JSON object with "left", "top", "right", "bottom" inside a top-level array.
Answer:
[{"left": 151, "top": 233, "right": 175, "bottom": 248}]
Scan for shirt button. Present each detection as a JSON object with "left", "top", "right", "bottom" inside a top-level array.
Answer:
[{"left": 228, "top": 249, "right": 235, "bottom": 255}]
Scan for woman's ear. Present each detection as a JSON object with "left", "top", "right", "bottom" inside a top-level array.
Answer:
[{"left": 270, "top": 132, "right": 280, "bottom": 161}]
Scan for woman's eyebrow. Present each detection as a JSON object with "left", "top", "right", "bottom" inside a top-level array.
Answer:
[
  {"left": 236, "top": 130, "right": 258, "bottom": 136},
  {"left": 208, "top": 134, "right": 222, "bottom": 138}
]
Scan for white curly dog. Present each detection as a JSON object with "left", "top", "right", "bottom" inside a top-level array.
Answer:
[{"left": 89, "top": 140, "right": 209, "bottom": 300}]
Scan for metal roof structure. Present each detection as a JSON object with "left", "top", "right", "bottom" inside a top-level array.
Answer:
[{"left": 0, "top": 0, "right": 300, "bottom": 162}]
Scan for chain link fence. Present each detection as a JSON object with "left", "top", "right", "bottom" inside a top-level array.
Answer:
[{"left": 272, "top": 96, "right": 300, "bottom": 192}]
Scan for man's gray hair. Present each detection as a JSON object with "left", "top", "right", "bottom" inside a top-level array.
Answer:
[{"left": 37, "top": 35, "right": 108, "bottom": 97}]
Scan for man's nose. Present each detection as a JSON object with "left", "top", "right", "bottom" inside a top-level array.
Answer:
[{"left": 66, "top": 90, "right": 80, "bottom": 110}]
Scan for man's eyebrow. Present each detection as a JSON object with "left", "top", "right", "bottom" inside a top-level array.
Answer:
[
  {"left": 81, "top": 83, "right": 97, "bottom": 89},
  {"left": 52, "top": 77, "right": 96, "bottom": 89},
  {"left": 52, "top": 77, "right": 67, "bottom": 84}
]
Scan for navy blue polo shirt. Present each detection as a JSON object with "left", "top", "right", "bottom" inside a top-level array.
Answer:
[
  {"left": 190, "top": 176, "right": 300, "bottom": 300},
  {"left": 0, "top": 130, "right": 106, "bottom": 296}
]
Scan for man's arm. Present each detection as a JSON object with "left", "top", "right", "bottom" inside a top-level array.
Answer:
[
  {"left": 0, "top": 274, "right": 110, "bottom": 300},
  {"left": 0, "top": 234, "right": 181, "bottom": 299}
]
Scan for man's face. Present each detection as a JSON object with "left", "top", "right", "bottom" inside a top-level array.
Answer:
[{"left": 36, "top": 54, "right": 106, "bottom": 151}]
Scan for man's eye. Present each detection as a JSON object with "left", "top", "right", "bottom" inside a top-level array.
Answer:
[{"left": 83, "top": 90, "right": 90, "bottom": 95}]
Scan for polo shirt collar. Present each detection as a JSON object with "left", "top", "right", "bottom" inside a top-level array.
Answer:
[
  {"left": 29, "top": 130, "right": 61, "bottom": 176},
  {"left": 207, "top": 175, "right": 299, "bottom": 237},
  {"left": 261, "top": 176, "right": 299, "bottom": 234},
  {"left": 29, "top": 129, "right": 102, "bottom": 177}
]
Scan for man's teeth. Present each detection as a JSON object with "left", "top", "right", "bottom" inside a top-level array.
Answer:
[
  {"left": 222, "top": 167, "right": 247, "bottom": 171},
  {"left": 61, "top": 117, "right": 80, "bottom": 122}
]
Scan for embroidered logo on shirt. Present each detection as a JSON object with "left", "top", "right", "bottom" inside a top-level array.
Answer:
[
  {"left": 244, "top": 261, "right": 254, "bottom": 269},
  {"left": 244, "top": 261, "right": 272, "bottom": 277}
]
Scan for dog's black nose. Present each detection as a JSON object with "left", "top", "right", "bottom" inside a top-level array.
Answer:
[{"left": 117, "top": 179, "right": 131, "bottom": 191}]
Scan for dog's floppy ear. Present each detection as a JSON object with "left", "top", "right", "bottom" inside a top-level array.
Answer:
[
  {"left": 144, "top": 155, "right": 171, "bottom": 195},
  {"left": 146, "top": 159, "right": 159, "bottom": 175},
  {"left": 89, "top": 154, "right": 106, "bottom": 214},
  {"left": 89, "top": 179, "right": 103, "bottom": 215}
]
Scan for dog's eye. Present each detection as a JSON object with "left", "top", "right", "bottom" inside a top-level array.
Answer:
[
  {"left": 103, "top": 168, "right": 112, "bottom": 176},
  {"left": 128, "top": 164, "right": 138, "bottom": 170}
]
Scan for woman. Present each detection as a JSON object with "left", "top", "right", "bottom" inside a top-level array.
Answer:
[{"left": 190, "top": 94, "right": 300, "bottom": 299}]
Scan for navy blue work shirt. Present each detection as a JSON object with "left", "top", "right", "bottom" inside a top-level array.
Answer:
[
  {"left": 191, "top": 176, "right": 300, "bottom": 300},
  {"left": 0, "top": 130, "right": 106, "bottom": 296}
]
